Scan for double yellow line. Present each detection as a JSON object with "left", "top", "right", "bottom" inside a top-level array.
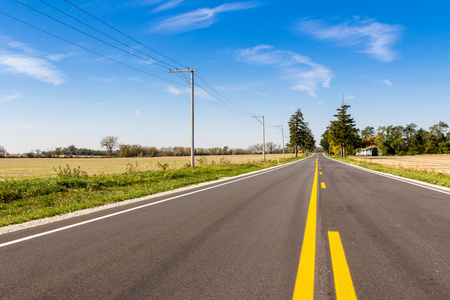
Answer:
[{"left": 292, "top": 156, "right": 356, "bottom": 300}]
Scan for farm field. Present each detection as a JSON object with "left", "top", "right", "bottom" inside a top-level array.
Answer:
[
  {"left": 351, "top": 154, "right": 450, "bottom": 174},
  {"left": 0, "top": 154, "right": 291, "bottom": 180}
]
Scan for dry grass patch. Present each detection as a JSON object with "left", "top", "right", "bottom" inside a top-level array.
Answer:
[
  {"left": 0, "top": 154, "right": 291, "bottom": 180},
  {"left": 352, "top": 154, "right": 450, "bottom": 174}
]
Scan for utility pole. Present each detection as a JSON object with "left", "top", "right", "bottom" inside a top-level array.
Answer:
[
  {"left": 275, "top": 125, "right": 285, "bottom": 158},
  {"left": 252, "top": 116, "right": 265, "bottom": 161},
  {"left": 169, "top": 69, "right": 197, "bottom": 167}
]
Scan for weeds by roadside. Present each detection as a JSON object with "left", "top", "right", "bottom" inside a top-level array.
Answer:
[{"left": 0, "top": 157, "right": 299, "bottom": 227}]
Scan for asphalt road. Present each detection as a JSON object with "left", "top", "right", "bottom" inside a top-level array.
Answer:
[{"left": 1, "top": 153, "right": 449, "bottom": 299}]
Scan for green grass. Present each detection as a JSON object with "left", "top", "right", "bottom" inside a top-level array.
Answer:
[
  {"left": 0, "top": 157, "right": 300, "bottom": 227},
  {"left": 331, "top": 156, "right": 450, "bottom": 188}
]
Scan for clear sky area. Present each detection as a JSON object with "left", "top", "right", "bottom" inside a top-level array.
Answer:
[{"left": 1, "top": 0, "right": 449, "bottom": 153}]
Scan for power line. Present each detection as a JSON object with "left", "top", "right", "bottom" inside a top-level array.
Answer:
[
  {"left": 14, "top": 0, "right": 170, "bottom": 69},
  {"left": 63, "top": 0, "right": 190, "bottom": 70},
  {"left": 38, "top": 0, "right": 178, "bottom": 70},
  {"left": 196, "top": 73, "right": 253, "bottom": 116},
  {"left": 9, "top": 1, "right": 263, "bottom": 125},
  {"left": 0, "top": 10, "right": 188, "bottom": 87},
  {"left": 194, "top": 87, "right": 258, "bottom": 126},
  {"left": 195, "top": 83, "right": 251, "bottom": 117}
]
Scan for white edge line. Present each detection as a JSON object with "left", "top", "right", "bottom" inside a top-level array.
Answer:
[
  {"left": 0, "top": 158, "right": 308, "bottom": 248},
  {"left": 323, "top": 155, "right": 450, "bottom": 196}
]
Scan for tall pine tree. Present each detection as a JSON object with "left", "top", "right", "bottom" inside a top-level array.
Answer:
[
  {"left": 288, "top": 109, "right": 309, "bottom": 156},
  {"left": 327, "top": 104, "right": 358, "bottom": 157}
]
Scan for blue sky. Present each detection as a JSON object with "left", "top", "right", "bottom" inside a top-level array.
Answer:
[{"left": 1, "top": 0, "right": 449, "bottom": 153}]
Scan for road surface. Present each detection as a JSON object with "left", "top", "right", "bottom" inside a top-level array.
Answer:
[{"left": 1, "top": 153, "right": 449, "bottom": 299}]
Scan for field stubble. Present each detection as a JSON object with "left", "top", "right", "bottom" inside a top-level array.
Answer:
[
  {"left": 0, "top": 154, "right": 289, "bottom": 180},
  {"left": 352, "top": 154, "right": 450, "bottom": 175}
]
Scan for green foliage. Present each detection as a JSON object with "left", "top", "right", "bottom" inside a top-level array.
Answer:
[
  {"left": 375, "top": 121, "right": 449, "bottom": 156},
  {"left": 54, "top": 165, "right": 88, "bottom": 178},
  {"left": 156, "top": 162, "right": 169, "bottom": 171}
]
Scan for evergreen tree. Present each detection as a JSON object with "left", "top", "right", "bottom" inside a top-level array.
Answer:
[
  {"left": 327, "top": 104, "right": 359, "bottom": 157},
  {"left": 288, "top": 108, "right": 307, "bottom": 157}
]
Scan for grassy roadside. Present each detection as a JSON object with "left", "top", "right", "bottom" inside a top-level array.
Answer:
[
  {"left": 0, "top": 157, "right": 300, "bottom": 227},
  {"left": 331, "top": 156, "right": 450, "bottom": 188}
]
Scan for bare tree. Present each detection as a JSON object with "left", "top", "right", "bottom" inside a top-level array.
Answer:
[
  {"left": 265, "top": 141, "right": 277, "bottom": 154},
  {"left": 0, "top": 146, "right": 7, "bottom": 157},
  {"left": 100, "top": 136, "right": 119, "bottom": 156}
]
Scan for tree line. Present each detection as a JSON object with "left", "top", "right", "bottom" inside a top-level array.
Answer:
[
  {"left": 320, "top": 104, "right": 450, "bottom": 156},
  {"left": 1, "top": 108, "right": 318, "bottom": 159},
  {"left": 0, "top": 140, "right": 287, "bottom": 158}
]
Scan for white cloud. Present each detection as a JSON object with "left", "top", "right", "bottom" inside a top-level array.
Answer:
[
  {"left": 47, "top": 53, "right": 73, "bottom": 61},
  {"left": 235, "top": 45, "right": 333, "bottom": 97},
  {"left": 0, "top": 54, "right": 65, "bottom": 85},
  {"left": 253, "top": 91, "right": 269, "bottom": 98},
  {"left": 297, "top": 18, "right": 404, "bottom": 62},
  {"left": 152, "top": 2, "right": 258, "bottom": 33},
  {"left": 381, "top": 79, "right": 394, "bottom": 86},
  {"left": 0, "top": 36, "right": 66, "bottom": 85},
  {"left": 134, "top": 110, "right": 142, "bottom": 116},
  {"left": 153, "top": 0, "right": 184, "bottom": 12},
  {"left": 166, "top": 85, "right": 189, "bottom": 95},
  {"left": 1, "top": 91, "right": 21, "bottom": 103},
  {"left": 344, "top": 95, "right": 355, "bottom": 100}
]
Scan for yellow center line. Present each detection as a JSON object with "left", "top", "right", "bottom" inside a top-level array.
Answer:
[
  {"left": 328, "top": 231, "right": 357, "bottom": 300},
  {"left": 321, "top": 182, "right": 326, "bottom": 189},
  {"left": 292, "top": 157, "right": 318, "bottom": 299}
]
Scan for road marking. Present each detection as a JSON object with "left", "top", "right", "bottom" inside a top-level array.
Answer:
[
  {"left": 328, "top": 231, "right": 357, "bottom": 300},
  {"left": 0, "top": 160, "right": 301, "bottom": 248},
  {"left": 320, "top": 172, "right": 322, "bottom": 175},
  {"left": 292, "top": 157, "right": 318, "bottom": 299},
  {"left": 321, "top": 182, "right": 326, "bottom": 189}
]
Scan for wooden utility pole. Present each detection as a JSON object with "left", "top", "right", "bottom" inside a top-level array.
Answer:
[
  {"left": 252, "top": 116, "right": 265, "bottom": 161},
  {"left": 169, "top": 69, "right": 197, "bottom": 167}
]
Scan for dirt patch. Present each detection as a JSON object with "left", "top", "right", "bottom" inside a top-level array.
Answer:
[{"left": 351, "top": 155, "right": 450, "bottom": 174}]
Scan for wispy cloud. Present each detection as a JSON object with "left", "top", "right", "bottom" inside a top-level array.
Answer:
[
  {"left": 47, "top": 53, "right": 73, "bottom": 62},
  {"left": 0, "top": 35, "right": 66, "bottom": 85},
  {"left": 380, "top": 78, "right": 394, "bottom": 86},
  {"left": 235, "top": 45, "right": 333, "bottom": 97},
  {"left": 165, "top": 85, "right": 189, "bottom": 95},
  {"left": 297, "top": 18, "right": 404, "bottom": 62},
  {"left": 152, "top": 2, "right": 258, "bottom": 33},
  {"left": 134, "top": 110, "right": 142, "bottom": 116},
  {"left": 153, "top": 0, "right": 184, "bottom": 12},
  {"left": 1, "top": 91, "right": 21, "bottom": 103},
  {"left": 0, "top": 54, "right": 65, "bottom": 85}
]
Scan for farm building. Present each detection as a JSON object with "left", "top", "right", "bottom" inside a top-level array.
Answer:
[{"left": 357, "top": 145, "right": 377, "bottom": 156}]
